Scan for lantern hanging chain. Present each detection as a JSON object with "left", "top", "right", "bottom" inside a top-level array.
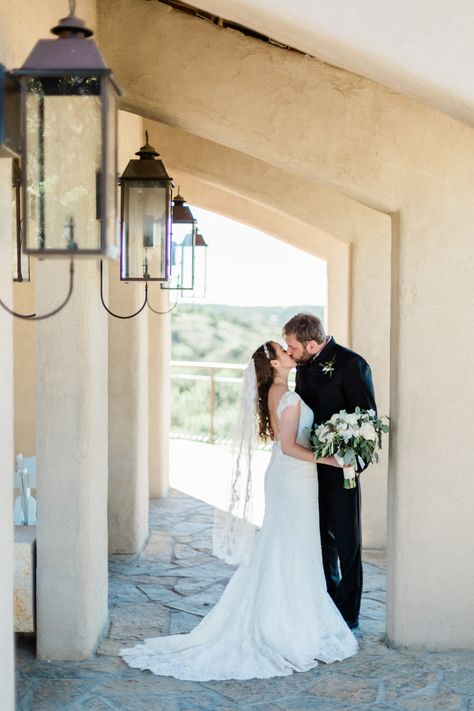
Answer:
[
  {"left": 0, "top": 260, "right": 74, "bottom": 321},
  {"left": 69, "top": 0, "right": 76, "bottom": 16},
  {"left": 99, "top": 260, "right": 148, "bottom": 319}
]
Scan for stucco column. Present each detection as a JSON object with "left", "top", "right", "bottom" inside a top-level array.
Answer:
[
  {"left": 148, "top": 287, "right": 171, "bottom": 498},
  {"left": 326, "top": 249, "right": 350, "bottom": 345},
  {"left": 350, "top": 228, "right": 392, "bottom": 549},
  {"left": 108, "top": 261, "right": 149, "bottom": 554},
  {"left": 0, "top": 159, "right": 15, "bottom": 710},
  {"left": 387, "top": 201, "right": 474, "bottom": 650},
  {"left": 36, "top": 259, "right": 108, "bottom": 660},
  {"left": 13, "top": 261, "right": 36, "bottom": 455}
]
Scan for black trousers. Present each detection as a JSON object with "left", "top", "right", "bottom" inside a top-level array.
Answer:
[{"left": 317, "top": 463, "right": 363, "bottom": 625}]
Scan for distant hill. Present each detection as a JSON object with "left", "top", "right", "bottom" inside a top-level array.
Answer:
[{"left": 172, "top": 304, "right": 325, "bottom": 363}]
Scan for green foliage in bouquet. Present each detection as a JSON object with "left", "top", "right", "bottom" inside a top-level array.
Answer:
[{"left": 310, "top": 408, "right": 390, "bottom": 489}]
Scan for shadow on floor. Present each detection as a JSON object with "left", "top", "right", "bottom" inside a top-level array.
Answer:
[{"left": 16, "top": 490, "right": 474, "bottom": 710}]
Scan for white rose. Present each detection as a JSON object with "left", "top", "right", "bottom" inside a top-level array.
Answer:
[
  {"left": 345, "top": 413, "right": 359, "bottom": 426},
  {"left": 318, "top": 426, "right": 331, "bottom": 443},
  {"left": 360, "top": 422, "right": 377, "bottom": 441}
]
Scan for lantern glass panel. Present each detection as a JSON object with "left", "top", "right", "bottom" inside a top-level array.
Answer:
[
  {"left": 169, "top": 222, "right": 195, "bottom": 290},
  {"left": 192, "top": 245, "right": 207, "bottom": 299},
  {"left": 23, "top": 75, "right": 106, "bottom": 254},
  {"left": 121, "top": 182, "right": 169, "bottom": 280},
  {"left": 178, "top": 242, "right": 207, "bottom": 299}
]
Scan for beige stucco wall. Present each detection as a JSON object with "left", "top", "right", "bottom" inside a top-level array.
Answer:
[
  {"left": 107, "top": 260, "right": 149, "bottom": 554},
  {"left": 13, "top": 266, "right": 36, "bottom": 456},
  {"left": 0, "top": 160, "right": 15, "bottom": 711},
  {"left": 107, "top": 111, "right": 150, "bottom": 555},
  {"left": 35, "top": 259, "right": 109, "bottom": 660},
  {"left": 101, "top": 3, "right": 474, "bottom": 649},
  {"left": 0, "top": 1, "right": 94, "bottom": 66},
  {"left": 0, "top": 0, "right": 100, "bottom": 693},
  {"left": 0, "top": 0, "right": 471, "bottom": 678},
  {"left": 148, "top": 289, "right": 172, "bottom": 499},
  {"left": 181, "top": 0, "right": 474, "bottom": 126}
]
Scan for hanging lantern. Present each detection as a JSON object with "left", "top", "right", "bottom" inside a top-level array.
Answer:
[
  {"left": 192, "top": 230, "right": 208, "bottom": 299},
  {"left": 168, "top": 228, "right": 208, "bottom": 299},
  {"left": 162, "top": 192, "right": 197, "bottom": 291},
  {"left": 11, "top": 2, "right": 121, "bottom": 257},
  {"left": 119, "top": 132, "right": 173, "bottom": 281}
]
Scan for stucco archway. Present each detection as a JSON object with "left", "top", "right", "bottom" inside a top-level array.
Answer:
[
  {"left": 97, "top": 2, "right": 474, "bottom": 648},
  {"left": 1, "top": 5, "right": 473, "bottom": 701}
]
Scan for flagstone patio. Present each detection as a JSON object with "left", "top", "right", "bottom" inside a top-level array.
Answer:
[{"left": 16, "top": 489, "right": 474, "bottom": 710}]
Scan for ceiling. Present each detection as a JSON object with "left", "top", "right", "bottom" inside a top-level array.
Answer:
[{"left": 154, "top": 0, "right": 474, "bottom": 126}]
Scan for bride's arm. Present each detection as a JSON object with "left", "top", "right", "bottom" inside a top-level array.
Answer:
[
  {"left": 279, "top": 404, "right": 342, "bottom": 467},
  {"left": 279, "top": 404, "right": 317, "bottom": 462}
]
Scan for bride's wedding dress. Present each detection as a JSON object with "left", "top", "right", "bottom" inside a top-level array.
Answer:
[{"left": 120, "top": 391, "right": 357, "bottom": 680}]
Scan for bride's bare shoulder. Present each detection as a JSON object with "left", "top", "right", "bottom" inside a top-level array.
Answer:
[{"left": 268, "top": 387, "right": 300, "bottom": 415}]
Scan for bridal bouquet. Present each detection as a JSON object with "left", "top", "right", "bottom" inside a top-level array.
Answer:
[{"left": 310, "top": 408, "right": 389, "bottom": 489}]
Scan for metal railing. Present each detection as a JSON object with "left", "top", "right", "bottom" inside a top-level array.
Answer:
[
  {"left": 170, "top": 360, "right": 295, "bottom": 444},
  {"left": 171, "top": 360, "right": 245, "bottom": 443}
]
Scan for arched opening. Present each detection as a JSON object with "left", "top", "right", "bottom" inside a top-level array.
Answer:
[
  {"left": 165, "top": 205, "right": 388, "bottom": 641},
  {"left": 170, "top": 206, "right": 327, "bottom": 523}
]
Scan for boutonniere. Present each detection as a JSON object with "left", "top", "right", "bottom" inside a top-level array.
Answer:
[{"left": 319, "top": 355, "right": 336, "bottom": 377}]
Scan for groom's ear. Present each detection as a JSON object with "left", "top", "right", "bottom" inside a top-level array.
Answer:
[{"left": 306, "top": 340, "right": 319, "bottom": 355}]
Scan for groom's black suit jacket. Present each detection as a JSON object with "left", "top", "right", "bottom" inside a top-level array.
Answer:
[
  {"left": 296, "top": 337, "right": 376, "bottom": 623},
  {"left": 295, "top": 337, "right": 377, "bottom": 480}
]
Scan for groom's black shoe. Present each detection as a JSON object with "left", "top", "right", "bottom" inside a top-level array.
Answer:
[{"left": 347, "top": 620, "right": 359, "bottom": 630}]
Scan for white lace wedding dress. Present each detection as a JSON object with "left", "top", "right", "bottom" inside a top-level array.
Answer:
[{"left": 120, "top": 392, "right": 358, "bottom": 680}]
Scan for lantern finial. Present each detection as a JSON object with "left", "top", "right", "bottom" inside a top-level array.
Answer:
[
  {"left": 174, "top": 187, "right": 185, "bottom": 205},
  {"left": 51, "top": 1, "right": 94, "bottom": 38},
  {"left": 135, "top": 132, "right": 160, "bottom": 160}
]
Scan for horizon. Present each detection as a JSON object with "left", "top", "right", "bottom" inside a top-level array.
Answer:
[{"left": 179, "top": 207, "right": 328, "bottom": 310}]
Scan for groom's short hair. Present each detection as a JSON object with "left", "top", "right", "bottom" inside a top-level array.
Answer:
[{"left": 283, "top": 313, "right": 326, "bottom": 345}]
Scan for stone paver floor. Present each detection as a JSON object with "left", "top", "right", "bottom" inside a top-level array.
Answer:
[{"left": 16, "top": 489, "right": 474, "bottom": 710}]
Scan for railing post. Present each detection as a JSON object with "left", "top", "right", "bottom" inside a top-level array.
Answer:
[
  {"left": 171, "top": 360, "right": 282, "bottom": 443},
  {"left": 209, "top": 367, "right": 216, "bottom": 443}
]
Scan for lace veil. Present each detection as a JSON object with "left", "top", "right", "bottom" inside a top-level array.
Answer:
[{"left": 212, "top": 359, "right": 259, "bottom": 566}]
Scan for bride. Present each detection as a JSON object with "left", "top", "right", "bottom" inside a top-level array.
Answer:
[{"left": 120, "top": 341, "right": 358, "bottom": 680}]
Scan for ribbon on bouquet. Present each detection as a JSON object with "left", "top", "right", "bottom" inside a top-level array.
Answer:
[{"left": 334, "top": 454, "right": 358, "bottom": 490}]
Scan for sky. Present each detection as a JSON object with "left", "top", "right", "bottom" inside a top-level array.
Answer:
[{"left": 185, "top": 207, "right": 327, "bottom": 308}]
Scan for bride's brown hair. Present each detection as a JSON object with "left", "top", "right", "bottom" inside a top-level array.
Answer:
[{"left": 252, "top": 341, "right": 277, "bottom": 442}]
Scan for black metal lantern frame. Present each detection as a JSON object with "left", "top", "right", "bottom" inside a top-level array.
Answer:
[
  {"left": 12, "top": 159, "right": 30, "bottom": 282},
  {"left": 119, "top": 132, "right": 173, "bottom": 282},
  {"left": 10, "top": 2, "right": 122, "bottom": 258},
  {"left": 99, "top": 133, "right": 179, "bottom": 319},
  {"left": 0, "top": 1, "right": 121, "bottom": 320},
  {"left": 161, "top": 192, "right": 198, "bottom": 292}
]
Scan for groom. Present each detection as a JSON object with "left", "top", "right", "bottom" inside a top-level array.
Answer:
[{"left": 283, "top": 313, "right": 376, "bottom": 630}]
